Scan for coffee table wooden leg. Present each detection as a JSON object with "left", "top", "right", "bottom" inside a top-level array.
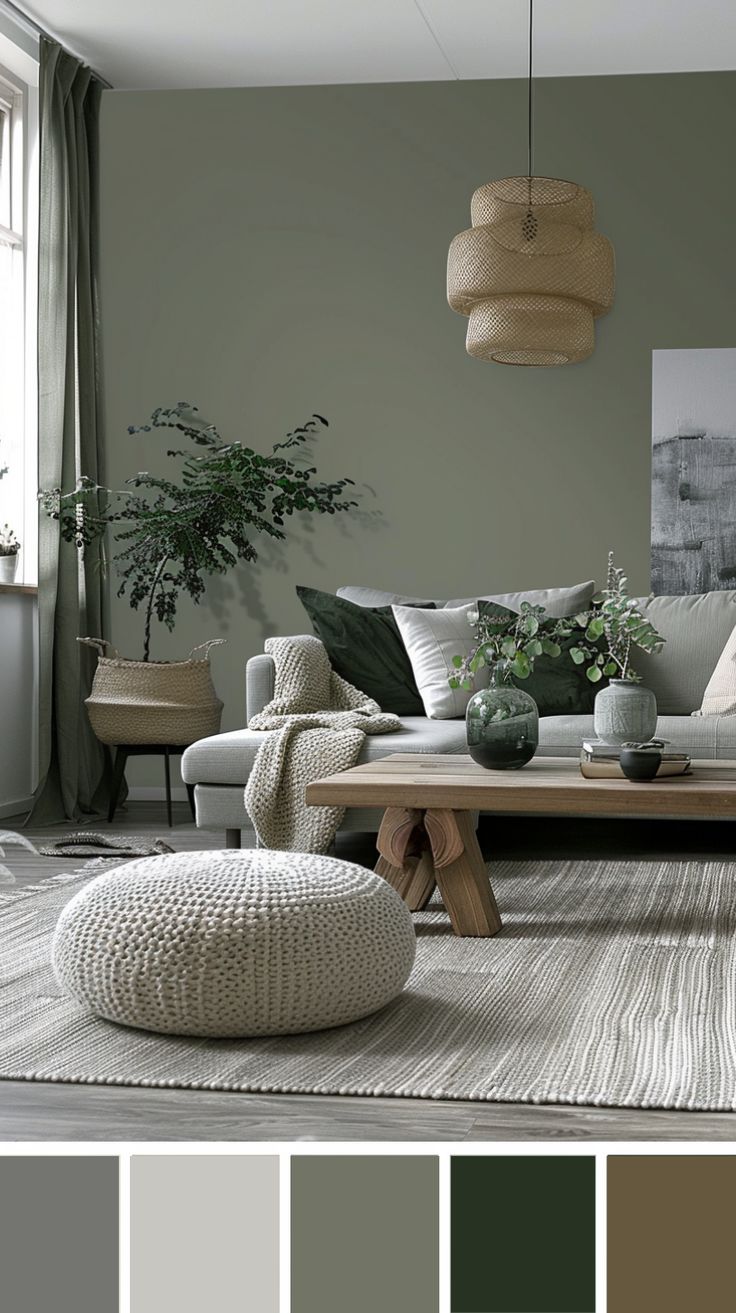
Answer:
[
  {"left": 375, "top": 807, "right": 437, "bottom": 911},
  {"left": 426, "top": 808, "right": 502, "bottom": 937}
]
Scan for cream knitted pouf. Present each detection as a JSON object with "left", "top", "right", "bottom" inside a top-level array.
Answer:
[{"left": 51, "top": 849, "right": 417, "bottom": 1038}]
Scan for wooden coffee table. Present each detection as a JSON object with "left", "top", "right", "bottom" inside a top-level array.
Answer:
[{"left": 305, "top": 754, "right": 736, "bottom": 937}]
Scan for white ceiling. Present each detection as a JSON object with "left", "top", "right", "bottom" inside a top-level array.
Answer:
[{"left": 19, "top": 0, "right": 736, "bottom": 90}]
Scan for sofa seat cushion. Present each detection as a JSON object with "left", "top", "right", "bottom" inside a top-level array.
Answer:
[
  {"left": 538, "top": 714, "right": 736, "bottom": 759},
  {"left": 632, "top": 592, "right": 736, "bottom": 714},
  {"left": 182, "top": 716, "right": 469, "bottom": 787},
  {"left": 183, "top": 712, "right": 736, "bottom": 792}
]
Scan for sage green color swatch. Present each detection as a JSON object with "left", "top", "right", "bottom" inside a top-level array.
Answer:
[
  {"left": 0, "top": 1156, "right": 118, "bottom": 1313},
  {"left": 131, "top": 1155, "right": 279, "bottom": 1313},
  {"left": 451, "top": 1156, "right": 596, "bottom": 1312},
  {"left": 291, "top": 1155, "right": 439, "bottom": 1313}
]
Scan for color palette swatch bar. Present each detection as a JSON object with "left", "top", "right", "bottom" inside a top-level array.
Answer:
[
  {"left": 0, "top": 1156, "right": 119, "bottom": 1313},
  {"left": 131, "top": 1154, "right": 279, "bottom": 1313},
  {"left": 291, "top": 1154, "right": 439, "bottom": 1313},
  {"left": 608, "top": 1155, "right": 736, "bottom": 1313},
  {"left": 451, "top": 1155, "right": 596, "bottom": 1312}
]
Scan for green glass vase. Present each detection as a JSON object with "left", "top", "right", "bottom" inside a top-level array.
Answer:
[{"left": 466, "top": 661, "right": 539, "bottom": 770}]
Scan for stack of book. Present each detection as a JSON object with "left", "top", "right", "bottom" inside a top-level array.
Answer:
[{"left": 579, "top": 740, "right": 692, "bottom": 779}]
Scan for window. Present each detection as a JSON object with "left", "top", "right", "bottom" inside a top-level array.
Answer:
[{"left": 0, "top": 52, "right": 37, "bottom": 584}]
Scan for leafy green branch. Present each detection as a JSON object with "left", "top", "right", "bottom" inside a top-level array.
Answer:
[
  {"left": 448, "top": 553, "right": 665, "bottom": 693},
  {"left": 567, "top": 552, "right": 664, "bottom": 683},
  {"left": 449, "top": 601, "right": 572, "bottom": 691}
]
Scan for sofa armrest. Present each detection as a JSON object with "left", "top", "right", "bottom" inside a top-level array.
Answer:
[{"left": 246, "top": 652, "right": 275, "bottom": 722}]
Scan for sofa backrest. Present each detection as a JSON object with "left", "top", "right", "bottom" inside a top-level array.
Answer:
[
  {"left": 337, "top": 580, "right": 596, "bottom": 619},
  {"left": 447, "top": 580, "right": 595, "bottom": 618},
  {"left": 632, "top": 591, "right": 736, "bottom": 714}
]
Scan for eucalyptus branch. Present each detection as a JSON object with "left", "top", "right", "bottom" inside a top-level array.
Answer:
[
  {"left": 448, "top": 552, "right": 666, "bottom": 694},
  {"left": 568, "top": 551, "right": 665, "bottom": 684},
  {"left": 449, "top": 602, "right": 572, "bottom": 691}
]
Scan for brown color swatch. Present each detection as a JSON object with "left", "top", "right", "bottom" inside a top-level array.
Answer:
[{"left": 608, "top": 1156, "right": 736, "bottom": 1312}]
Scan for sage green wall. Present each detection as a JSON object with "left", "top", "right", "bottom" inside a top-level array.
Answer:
[{"left": 99, "top": 72, "right": 736, "bottom": 789}]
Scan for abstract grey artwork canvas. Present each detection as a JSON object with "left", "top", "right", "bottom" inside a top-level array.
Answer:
[{"left": 651, "top": 348, "right": 736, "bottom": 595}]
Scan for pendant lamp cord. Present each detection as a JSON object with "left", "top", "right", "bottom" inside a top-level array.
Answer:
[{"left": 527, "top": 0, "right": 534, "bottom": 189}]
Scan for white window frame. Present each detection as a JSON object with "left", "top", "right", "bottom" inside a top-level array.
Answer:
[{"left": 0, "top": 31, "right": 38, "bottom": 587}]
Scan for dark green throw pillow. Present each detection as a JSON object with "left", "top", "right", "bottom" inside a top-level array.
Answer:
[
  {"left": 520, "top": 633, "right": 601, "bottom": 716},
  {"left": 296, "top": 586, "right": 434, "bottom": 715},
  {"left": 478, "top": 601, "right": 600, "bottom": 717}
]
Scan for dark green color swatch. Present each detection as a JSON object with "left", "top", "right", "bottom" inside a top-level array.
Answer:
[
  {"left": 292, "top": 1155, "right": 439, "bottom": 1313},
  {"left": 0, "top": 1156, "right": 118, "bottom": 1313},
  {"left": 451, "top": 1156, "right": 595, "bottom": 1312}
]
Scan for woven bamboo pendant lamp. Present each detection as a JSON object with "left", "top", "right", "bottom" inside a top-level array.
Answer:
[{"left": 447, "top": 2, "right": 615, "bottom": 365}]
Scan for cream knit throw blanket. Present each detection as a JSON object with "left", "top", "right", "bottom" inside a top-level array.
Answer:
[{"left": 245, "top": 635, "right": 402, "bottom": 853}]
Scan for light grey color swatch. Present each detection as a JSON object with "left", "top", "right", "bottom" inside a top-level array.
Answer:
[
  {"left": 131, "top": 1155, "right": 278, "bottom": 1313},
  {"left": 291, "top": 1155, "right": 439, "bottom": 1313},
  {"left": 0, "top": 1156, "right": 118, "bottom": 1313}
]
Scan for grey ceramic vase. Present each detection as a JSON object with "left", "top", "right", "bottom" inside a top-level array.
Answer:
[{"left": 593, "top": 679, "right": 657, "bottom": 745}]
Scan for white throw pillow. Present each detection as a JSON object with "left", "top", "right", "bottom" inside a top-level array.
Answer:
[
  {"left": 695, "top": 621, "right": 736, "bottom": 716},
  {"left": 392, "top": 603, "right": 487, "bottom": 719}
]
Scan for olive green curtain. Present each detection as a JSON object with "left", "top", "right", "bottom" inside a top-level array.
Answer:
[{"left": 31, "top": 38, "right": 110, "bottom": 822}]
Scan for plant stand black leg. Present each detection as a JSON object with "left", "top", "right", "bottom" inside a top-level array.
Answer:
[
  {"left": 108, "top": 747, "right": 128, "bottom": 823},
  {"left": 164, "top": 748, "right": 173, "bottom": 828},
  {"left": 225, "top": 829, "right": 241, "bottom": 849},
  {"left": 186, "top": 784, "right": 196, "bottom": 821}
]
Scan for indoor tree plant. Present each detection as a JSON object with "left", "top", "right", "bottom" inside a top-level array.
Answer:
[
  {"left": 41, "top": 402, "right": 360, "bottom": 746},
  {"left": 0, "top": 525, "right": 21, "bottom": 584}
]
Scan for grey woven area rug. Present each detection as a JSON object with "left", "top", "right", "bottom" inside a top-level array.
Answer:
[{"left": 2, "top": 858, "right": 736, "bottom": 1110}]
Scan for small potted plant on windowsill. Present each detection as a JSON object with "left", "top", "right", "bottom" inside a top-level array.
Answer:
[{"left": 0, "top": 526, "right": 20, "bottom": 584}]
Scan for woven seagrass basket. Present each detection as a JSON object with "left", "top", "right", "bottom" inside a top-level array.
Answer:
[{"left": 78, "top": 638, "right": 225, "bottom": 746}]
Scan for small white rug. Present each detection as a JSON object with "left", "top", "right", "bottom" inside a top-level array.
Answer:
[{"left": 2, "top": 857, "right": 736, "bottom": 1110}]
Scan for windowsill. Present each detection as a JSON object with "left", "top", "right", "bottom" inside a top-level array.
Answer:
[{"left": 0, "top": 581, "right": 37, "bottom": 596}]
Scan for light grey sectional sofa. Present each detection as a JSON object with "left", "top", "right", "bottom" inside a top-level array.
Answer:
[{"left": 181, "top": 585, "right": 736, "bottom": 845}]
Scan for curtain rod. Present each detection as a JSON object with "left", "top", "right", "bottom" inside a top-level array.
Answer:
[{"left": 0, "top": 0, "right": 113, "bottom": 86}]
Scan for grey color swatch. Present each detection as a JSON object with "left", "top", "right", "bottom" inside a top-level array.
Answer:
[
  {"left": 131, "top": 1155, "right": 279, "bottom": 1313},
  {"left": 291, "top": 1155, "right": 439, "bottom": 1313},
  {"left": 0, "top": 1156, "right": 118, "bottom": 1313}
]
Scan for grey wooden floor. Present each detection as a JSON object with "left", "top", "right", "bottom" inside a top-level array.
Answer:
[{"left": 3, "top": 802, "right": 736, "bottom": 1143}]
